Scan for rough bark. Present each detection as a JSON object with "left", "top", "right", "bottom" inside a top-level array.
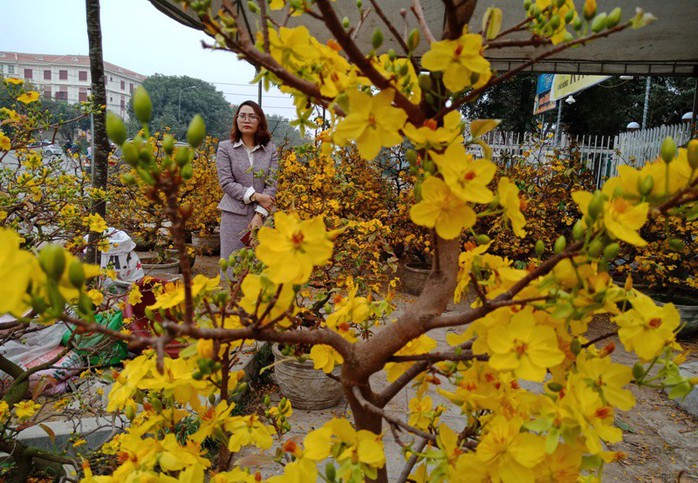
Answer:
[{"left": 85, "top": 0, "right": 110, "bottom": 263}]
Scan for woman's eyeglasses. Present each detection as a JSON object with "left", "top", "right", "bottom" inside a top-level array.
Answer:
[{"left": 238, "top": 114, "right": 259, "bottom": 122}]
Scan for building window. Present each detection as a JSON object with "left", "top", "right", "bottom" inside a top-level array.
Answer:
[
  {"left": 59, "top": 70, "right": 68, "bottom": 80},
  {"left": 79, "top": 91, "right": 87, "bottom": 102},
  {"left": 55, "top": 91, "right": 68, "bottom": 101},
  {"left": 120, "top": 80, "right": 125, "bottom": 90},
  {"left": 79, "top": 70, "right": 88, "bottom": 81},
  {"left": 44, "top": 70, "right": 51, "bottom": 80},
  {"left": 109, "top": 96, "right": 113, "bottom": 102},
  {"left": 129, "top": 83, "right": 134, "bottom": 93},
  {"left": 120, "top": 98, "right": 125, "bottom": 109},
  {"left": 8, "top": 65, "right": 15, "bottom": 75},
  {"left": 43, "top": 88, "right": 52, "bottom": 99},
  {"left": 24, "top": 68, "right": 32, "bottom": 79}
]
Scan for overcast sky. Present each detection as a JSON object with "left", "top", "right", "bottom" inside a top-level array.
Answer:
[{"left": 0, "top": 0, "right": 297, "bottom": 118}]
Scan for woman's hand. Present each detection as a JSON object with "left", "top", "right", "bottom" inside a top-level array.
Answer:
[
  {"left": 253, "top": 192, "right": 275, "bottom": 210},
  {"left": 248, "top": 213, "right": 264, "bottom": 231}
]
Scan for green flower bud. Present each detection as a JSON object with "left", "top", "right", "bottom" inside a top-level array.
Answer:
[
  {"left": 413, "top": 180, "right": 423, "bottom": 202},
  {"left": 136, "top": 167, "right": 155, "bottom": 186},
  {"left": 78, "top": 293, "right": 93, "bottom": 314},
  {"left": 187, "top": 114, "right": 206, "bottom": 148},
  {"left": 247, "top": 1, "right": 258, "bottom": 13},
  {"left": 405, "top": 149, "right": 418, "bottom": 165},
  {"left": 132, "top": 86, "right": 153, "bottom": 124},
  {"left": 342, "top": 16, "right": 350, "bottom": 29},
  {"left": 124, "top": 404, "right": 136, "bottom": 420},
  {"left": 588, "top": 238, "right": 603, "bottom": 258},
  {"left": 39, "top": 244, "right": 66, "bottom": 280},
  {"left": 121, "top": 142, "right": 139, "bottom": 167},
  {"left": 325, "top": 463, "right": 336, "bottom": 482},
  {"left": 120, "top": 173, "right": 136, "bottom": 185},
  {"left": 587, "top": 190, "right": 605, "bottom": 220},
  {"left": 591, "top": 12, "right": 607, "bottom": 33},
  {"left": 549, "top": 15, "right": 561, "bottom": 30},
  {"left": 572, "top": 16, "right": 583, "bottom": 31},
  {"left": 632, "top": 362, "right": 644, "bottom": 381},
  {"left": 570, "top": 338, "right": 582, "bottom": 355},
  {"left": 687, "top": 139, "right": 698, "bottom": 169},
  {"left": 162, "top": 134, "right": 175, "bottom": 155},
  {"left": 572, "top": 219, "right": 586, "bottom": 241},
  {"left": 638, "top": 174, "right": 654, "bottom": 196},
  {"left": 31, "top": 295, "right": 48, "bottom": 314},
  {"left": 606, "top": 7, "right": 622, "bottom": 28},
  {"left": 387, "top": 48, "right": 396, "bottom": 61},
  {"left": 335, "top": 92, "right": 350, "bottom": 112},
  {"left": 407, "top": 29, "right": 420, "bottom": 51},
  {"left": 150, "top": 397, "right": 163, "bottom": 412},
  {"left": 668, "top": 238, "right": 685, "bottom": 252},
  {"left": 372, "top": 28, "right": 383, "bottom": 50},
  {"left": 68, "top": 259, "right": 85, "bottom": 288},
  {"left": 523, "top": 0, "right": 531, "bottom": 11},
  {"left": 603, "top": 242, "right": 620, "bottom": 261},
  {"left": 660, "top": 136, "right": 677, "bottom": 163},
  {"left": 529, "top": 5, "right": 540, "bottom": 17},
  {"left": 476, "top": 234, "right": 491, "bottom": 245},
  {"left": 356, "top": 0, "right": 362, "bottom": 8},
  {"left": 564, "top": 10, "right": 575, "bottom": 24},
  {"left": 553, "top": 235, "right": 567, "bottom": 254},
  {"left": 175, "top": 145, "right": 192, "bottom": 167},
  {"left": 547, "top": 382, "right": 563, "bottom": 392},
  {"left": 180, "top": 162, "right": 194, "bottom": 180},
  {"left": 535, "top": 239, "right": 545, "bottom": 257},
  {"left": 423, "top": 159, "right": 435, "bottom": 174},
  {"left": 106, "top": 112, "right": 127, "bottom": 146},
  {"left": 418, "top": 74, "right": 432, "bottom": 91}
]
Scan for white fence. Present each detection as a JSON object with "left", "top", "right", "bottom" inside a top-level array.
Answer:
[{"left": 477, "top": 123, "right": 693, "bottom": 188}]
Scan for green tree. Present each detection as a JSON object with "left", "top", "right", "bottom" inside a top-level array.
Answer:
[
  {"left": 127, "top": 74, "right": 234, "bottom": 140},
  {"left": 460, "top": 74, "right": 538, "bottom": 136},
  {"left": 267, "top": 113, "right": 306, "bottom": 147}
]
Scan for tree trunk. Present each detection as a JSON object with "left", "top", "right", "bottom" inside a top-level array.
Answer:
[{"left": 85, "top": 0, "right": 110, "bottom": 263}]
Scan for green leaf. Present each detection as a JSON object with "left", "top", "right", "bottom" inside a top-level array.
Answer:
[{"left": 614, "top": 417, "right": 635, "bottom": 433}]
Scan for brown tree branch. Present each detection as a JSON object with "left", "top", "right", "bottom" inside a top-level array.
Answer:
[{"left": 351, "top": 386, "right": 437, "bottom": 443}]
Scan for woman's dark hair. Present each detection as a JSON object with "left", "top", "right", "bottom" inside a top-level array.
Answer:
[{"left": 230, "top": 100, "right": 271, "bottom": 146}]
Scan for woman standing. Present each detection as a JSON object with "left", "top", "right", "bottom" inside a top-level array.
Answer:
[{"left": 216, "top": 101, "right": 277, "bottom": 268}]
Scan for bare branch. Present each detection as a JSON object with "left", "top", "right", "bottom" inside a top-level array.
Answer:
[
  {"left": 410, "top": 0, "right": 436, "bottom": 43},
  {"left": 352, "top": 386, "right": 437, "bottom": 442}
]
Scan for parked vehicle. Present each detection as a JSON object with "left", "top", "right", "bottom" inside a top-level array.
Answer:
[{"left": 43, "top": 144, "right": 63, "bottom": 157}]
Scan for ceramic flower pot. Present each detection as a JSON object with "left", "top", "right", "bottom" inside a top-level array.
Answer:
[
  {"left": 397, "top": 260, "right": 431, "bottom": 296},
  {"left": 272, "top": 344, "right": 343, "bottom": 410},
  {"left": 140, "top": 257, "right": 180, "bottom": 278},
  {"left": 192, "top": 231, "right": 220, "bottom": 256}
]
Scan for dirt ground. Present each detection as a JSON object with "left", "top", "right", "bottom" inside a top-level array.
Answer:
[{"left": 192, "top": 256, "right": 698, "bottom": 481}]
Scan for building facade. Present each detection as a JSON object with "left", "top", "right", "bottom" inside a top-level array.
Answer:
[{"left": 0, "top": 51, "right": 145, "bottom": 120}]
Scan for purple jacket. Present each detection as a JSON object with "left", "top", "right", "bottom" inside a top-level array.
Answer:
[{"left": 215, "top": 139, "right": 278, "bottom": 216}]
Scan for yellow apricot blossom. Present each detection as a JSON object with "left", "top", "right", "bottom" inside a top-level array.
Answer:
[
  {"left": 476, "top": 416, "right": 546, "bottom": 481},
  {"left": 333, "top": 89, "right": 408, "bottom": 160},
  {"left": 225, "top": 414, "right": 276, "bottom": 452},
  {"left": 574, "top": 352, "right": 635, "bottom": 410},
  {"left": 239, "top": 273, "right": 297, "bottom": 327},
  {"left": 498, "top": 177, "right": 527, "bottom": 237},
  {"left": 614, "top": 291, "right": 680, "bottom": 360},
  {"left": 14, "top": 401, "right": 41, "bottom": 420},
  {"left": 487, "top": 306, "right": 565, "bottom": 381},
  {"left": 16, "top": 91, "right": 40, "bottom": 104},
  {"left": 403, "top": 110, "right": 463, "bottom": 150},
  {"left": 603, "top": 197, "right": 649, "bottom": 246},
  {"left": 408, "top": 395, "right": 438, "bottom": 430},
  {"left": 256, "top": 212, "right": 333, "bottom": 285},
  {"left": 0, "top": 229, "right": 42, "bottom": 316},
  {"left": 420, "top": 27, "right": 491, "bottom": 92},
  {"left": 309, "top": 344, "right": 344, "bottom": 373},
  {"left": 85, "top": 213, "right": 109, "bottom": 233},
  {"left": 0, "top": 131, "right": 10, "bottom": 151},
  {"left": 409, "top": 176, "right": 476, "bottom": 239},
  {"left": 432, "top": 143, "right": 495, "bottom": 203}
]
